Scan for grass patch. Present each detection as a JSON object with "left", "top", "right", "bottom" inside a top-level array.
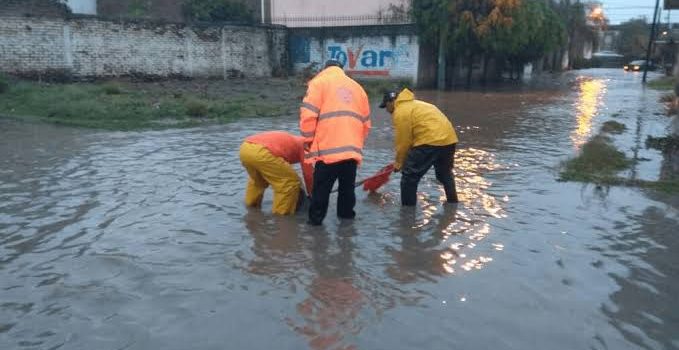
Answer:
[
  {"left": 0, "top": 80, "right": 290, "bottom": 130},
  {"left": 560, "top": 133, "right": 679, "bottom": 193},
  {"left": 185, "top": 99, "right": 209, "bottom": 117},
  {"left": 560, "top": 135, "right": 634, "bottom": 182},
  {"left": 601, "top": 120, "right": 626, "bottom": 134},
  {"left": 358, "top": 79, "right": 413, "bottom": 101},
  {"left": 101, "top": 82, "right": 123, "bottom": 95},
  {"left": 0, "top": 74, "right": 9, "bottom": 94},
  {"left": 647, "top": 76, "right": 675, "bottom": 91},
  {"left": 646, "top": 135, "right": 679, "bottom": 153}
]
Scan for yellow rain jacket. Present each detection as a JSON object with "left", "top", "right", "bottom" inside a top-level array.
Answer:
[
  {"left": 392, "top": 89, "right": 458, "bottom": 170},
  {"left": 240, "top": 131, "right": 313, "bottom": 215}
]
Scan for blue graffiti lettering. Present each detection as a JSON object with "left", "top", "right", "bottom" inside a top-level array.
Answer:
[
  {"left": 379, "top": 50, "right": 393, "bottom": 66},
  {"left": 327, "top": 46, "right": 395, "bottom": 70},
  {"left": 328, "top": 46, "right": 348, "bottom": 67},
  {"left": 361, "top": 50, "right": 378, "bottom": 67}
]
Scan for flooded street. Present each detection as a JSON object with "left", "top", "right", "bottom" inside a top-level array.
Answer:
[{"left": 1, "top": 69, "right": 678, "bottom": 350}]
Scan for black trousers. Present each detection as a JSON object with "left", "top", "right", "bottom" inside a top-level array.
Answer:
[
  {"left": 401, "top": 144, "right": 458, "bottom": 206},
  {"left": 308, "top": 160, "right": 357, "bottom": 225}
]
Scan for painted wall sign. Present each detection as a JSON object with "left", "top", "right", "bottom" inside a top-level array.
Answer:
[
  {"left": 327, "top": 45, "right": 395, "bottom": 76},
  {"left": 290, "top": 33, "right": 419, "bottom": 83}
]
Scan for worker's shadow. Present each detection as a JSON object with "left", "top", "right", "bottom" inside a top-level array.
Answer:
[
  {"left": 288, "top": 220, "right": 364, "bottom": 350},
  {"left": 243, "top": 209, "right": 309, "bottom": 282}
]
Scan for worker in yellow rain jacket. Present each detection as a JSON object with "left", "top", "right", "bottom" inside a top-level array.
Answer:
[
  {"left": 300, "top": 59, "right": 371, "bottom": 225},
  {"left": 379, "top": 88, "right": 459, "bottom": 206},
  {"left": 239, "top": 131, "right": 314, "bottom": 215}
]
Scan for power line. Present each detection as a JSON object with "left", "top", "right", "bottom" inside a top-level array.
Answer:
[{"left": 602, "top": 6, "right": 656, "bottom": 9}]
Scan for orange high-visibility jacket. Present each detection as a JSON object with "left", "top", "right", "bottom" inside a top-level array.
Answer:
[
  {"left": 299, "top": 66, "right": 371, "bottom": 165},
  {"left": 245, "top": 131, "right": 314, "bottom": 195}
]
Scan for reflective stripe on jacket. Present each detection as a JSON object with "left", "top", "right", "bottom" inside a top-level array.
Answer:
[
  {"left": 300, "top": 66, "right": 371, "bottom": 165},
  {"left": 392, "top": 89, "right": 458, "bottom": 170}
]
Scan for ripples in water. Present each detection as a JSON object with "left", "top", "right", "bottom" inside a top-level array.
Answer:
[{"left": 1, "top": 70, "right": 678, "bottom": 349}]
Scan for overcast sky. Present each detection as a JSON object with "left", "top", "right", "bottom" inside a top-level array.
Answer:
[{"left": 601, "top": 0, "right": 668, "bottom": 25}]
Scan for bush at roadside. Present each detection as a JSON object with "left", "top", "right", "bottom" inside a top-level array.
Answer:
[{"left": 0, "top": 74, "right": 9, "bottom": 94}]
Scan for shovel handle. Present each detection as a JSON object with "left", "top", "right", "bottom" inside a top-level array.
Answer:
[{"left": 330, "top": 179, "right": 367, "bottom": 193}]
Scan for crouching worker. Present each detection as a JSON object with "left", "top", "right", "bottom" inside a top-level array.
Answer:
[
  {"left": 380, "top": 88, "right": 459, "bottom": 206},
  {"left": 239, "top": 131, "right": 313, "bottom": 215}
]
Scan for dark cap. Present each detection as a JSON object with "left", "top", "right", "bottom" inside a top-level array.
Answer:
[
  {"left": 378, "top": 91, "right": 398, "bottom": 108},
  {"left": 324, "top": 59, "right": 344, "bottom": 69}
]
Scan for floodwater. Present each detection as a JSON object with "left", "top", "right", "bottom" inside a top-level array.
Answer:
[{"left": 1, "top": 69, "right": 678, "bottom": 350}]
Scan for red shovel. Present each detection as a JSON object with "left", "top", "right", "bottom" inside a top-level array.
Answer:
[
  {"left": 330, "top": 164, "right": 395, "bottom": 193},
  {"left": 360, "top": 164, "right": 395, "bottom": 192}
]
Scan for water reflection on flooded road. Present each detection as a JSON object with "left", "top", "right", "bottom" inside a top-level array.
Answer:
[
  {"left": 1, "top": 69, "right": 678, "bottom": 350},
  {"left": 572, "top": 78, "right": 606, "bottom": 148}
]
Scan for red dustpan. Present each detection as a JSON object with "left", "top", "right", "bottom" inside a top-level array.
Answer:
[
  {"left": 361, "top": 164, "right": 395, "bottom": 192},
  {"left": 330, "top": 164, "right": 395, "bottom": 194}
]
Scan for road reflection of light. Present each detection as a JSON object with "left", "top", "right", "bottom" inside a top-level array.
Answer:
[
  {"left": 571, "top": 78, "right": 606, "bottom": 148},
  {"left": 433, "top": 147, "right": 507, "bottom": 275},
  {"left": 413, "top": 196, "right": 437, "bottom": 228}
]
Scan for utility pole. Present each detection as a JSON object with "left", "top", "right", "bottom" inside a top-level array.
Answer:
[
  {"left": 261, "top": 0, "right": 266, "bottom": 24},
  {"left": 643, "top": 0, "right": 661, "bottom": 83}
]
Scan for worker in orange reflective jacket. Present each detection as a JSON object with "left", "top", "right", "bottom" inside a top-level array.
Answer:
[
  {"left": 300, "top": 60, "right": 371, "bottom": 225},
  {"left": 380, "top": 88, "right": 459, "bottom": 206},
  {"left": 239, "top": 131, "right": 314, "bottom": 215}
]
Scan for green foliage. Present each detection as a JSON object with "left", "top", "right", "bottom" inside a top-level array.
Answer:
[
  {"left": 412, "top": 0, "right": 566, "bottom": 79},
  {"left": 185, "top": 99, "right": 209, "bottom": 117},
  {"left": 0, "top": 74, "right": 9, "bottom": 94},
  {"left": 0, "top": 81, "right": 290, "bottom": 130},
  {"left": 490, "top": 0, "right": 566, "bottom": 66},
  {"left": 128, "top": 0, "right": 150, "bottom": 18},
  {"left": 614, "top": 18, "right": 650, "bottom": 60},
  {"left": 182, "top": 0, "right": 255, "bottom": 23},
  {"left": 646, "top": 135, "right": 679, "bottom": 153},
  {"left": 647, "top": 77, "right": 675, "bottom": 91},
  {"left": 412, "top": 0, "right": 451, "bottom": 44},
  {"left": 357, "top": 79, "right": 413, "bottom": 100},
  {"left": 601, "top": 120, "right": 626, "bottom": 134},
  {"left": 560, "top": 132, "right": 679, "bottom": 192},
  {"left": 560, "top": 135, "right": 634, "bottom": 182},
  {"left": 101, "top": 82, "right": 123, "bottom": 95}
]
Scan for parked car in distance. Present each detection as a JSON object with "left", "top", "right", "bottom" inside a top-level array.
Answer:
[{"left": 624, "top": 60, "right": 655, "bottom": 72}]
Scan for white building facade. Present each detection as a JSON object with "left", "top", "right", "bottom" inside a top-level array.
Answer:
[{"left": 61, "top": 0, "right": 97, "bottom": 15}]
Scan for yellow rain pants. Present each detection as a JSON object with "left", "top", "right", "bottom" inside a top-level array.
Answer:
[{"left": 239, "top": 142, "right": 301, "bottom": 215}]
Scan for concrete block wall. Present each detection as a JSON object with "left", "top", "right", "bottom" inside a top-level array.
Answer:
[
  {"left": 0, "top": 17, "right": 70, "bottom": 74},
  {"left": 0, "top": 14, "right": 288, "bottom": 79},
  {"left": 289, "top": 25, "right": 419, "bottom": 84}
]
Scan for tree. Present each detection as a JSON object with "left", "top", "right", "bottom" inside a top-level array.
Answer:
[
  {"left": 412, "top": 0, "right": 567, "bottom": 86},
  {"left": 412, "top": 0, "right": 451, "bottom": 45},
  {"left": 412, "top": 0, "right": 452, "bottom": 89},
  {"left": 507, "top": 1, "right": 565, "bottom": 76},
  {"left": 614, "top": 18, "right": 651, "bottom": 60},
  {"left": 182, "top": 0, "right": 255, "bottom": 23}
]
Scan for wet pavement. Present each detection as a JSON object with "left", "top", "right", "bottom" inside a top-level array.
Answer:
[{"left": 1, "top": 69, "right": 678, "bottom": 350}]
